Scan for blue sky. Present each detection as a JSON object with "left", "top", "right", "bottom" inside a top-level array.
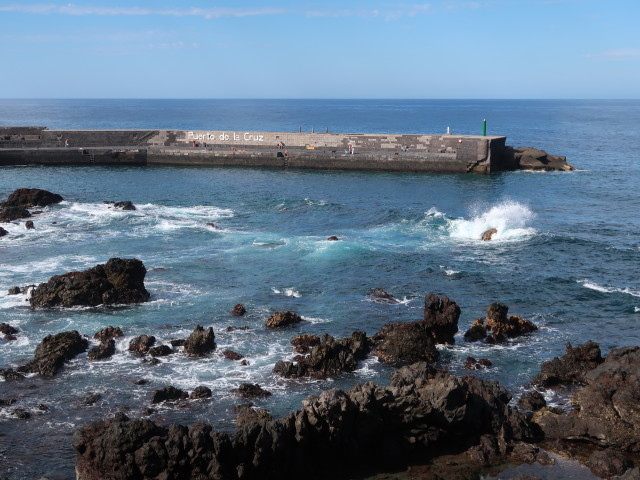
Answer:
[{"left": 0, "top": 0, "right": 638, "bottom": 98}]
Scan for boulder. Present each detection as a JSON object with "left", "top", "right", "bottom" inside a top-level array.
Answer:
[
  {"left": 423, "top": 293, "right": 460, "bottom": 344},
  {"left": 231, "top": 303, "right": 246, "bottom": 316},
  {"left": 111, "top": 201, "right": 136, "bottom": 211},
  {"left": 464, "top": 357, "right": 492, "bottom": 370},
  {"left": 0, "top": 323, "right": 18, "bottom": 336},
  {"left": 464, "top": 303, "right": 538, "bottom": 343},
  {"left": 532, "top": 341, "right": 603, "bottom": 388},
  {"left": 481, "top": 228, "right": 497, "bottom": 241},
  {"left": 513, "top": 147, "right": 575, "bottom": 172},
  {"left": 290, "top": 334, "right": 321, "bottom": 353},
  {"left": 222, "top": 349, "right": 244, "bottom": 361},
  {"left": 0, "top": 368, "right": 25, "bottom": 381},
  {"left": 327, "top": 235, "right": 339, "bottom": 241},
  {"left": 463, "top": 318, "right": 488, "bottom": 342},
  {"left": 0, "top": 206, "right": 31, "bottom": 222},
  {"left": 3, "top": 188, "right": 63, "bottom": 207},
  {"left": 189, "top": 386, "right": 212, "bottom": 399},
  {"left": 17, "top": 330, "right": 89, "bottom": 376},
  {"left": 232, "top": 383, "right": 272, "bottom": 398},
  {"left": 8, "top": 286, "right": 21, "bottom": 295},
  {"left": 149, "top": 345, "right": 173, "bottom": 357},
  {"left": 369, "top": 288, "right": 399, "bottom": 304},
  {"left": 517, "top": 390, "right": 546, "bottom": 412},
  {"left": 265, "top": 311, "right": 302, "bottom": 329},
  {"left": 371, "top": 321, "right": 438, "bottom": 366},
  {"left": 151, "top": 386, "right": 188, "bottom": 404},
  {"left": 183, "top": 325, "right": 216, "bottom": 357},
  {"left": 29, "top": 258, "right": 150, "bottom": 308},
  {"left": 234, "top": 404, "right": 273, "bottom": 427},
  {"left": 93, "top": 326, "right": 123, "bottom": 342},
  {"left": 73, "top": 363, "right": 537, "bottom": 480},
  {"left": 87, "top": 339, "right": 116, "bottom": 361},
  {"left": 128, "top": 335, "right": 156, "bottom": 356},
  {"left": 274, "top": 331, "right": 370, "bottom": 379},
  {"left": 0, "top": 226, "right": 7, "bottom": 237},
  {"left": 25, "top": 220, "right": 35, "bottom": 229}
]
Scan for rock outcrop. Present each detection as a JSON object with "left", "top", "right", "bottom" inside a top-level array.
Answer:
[
  {"left": 369, "top": 288, "right": 399, "bottom": 304},
  {"left": 0, "top": 206, "right": 31, "bottom": 222},
  {"left": 265, "top": 311, "right": 302, "bottom": 329},
  {"left": 152, "top": 386, "right": 188, "bottom": 404},
  {"left": 531, "top": 341, "right": 603, "bottom": 388},
  {"left": 87, "top": 339, "right": 116, "bottom": 361},
  {"left": 232, "top": 383, "right": 272, "bottom": 398},
  {"left": 73, "top": 362, "right": 538, "bottom": 480},
  {"left": 423, "top": 293, "right": 460, "bottom": 344},
  {"left": 0, "top": 226, "right": 7, "bottom": 236},
  {"left": 183, "top": 325, "right": 216, "bottom": 357},
  {"left": 17, "top": 330, "right": 89, "bottom": 376},
  {"left": 505, "top": 146, "right": 575, "bottom": 172},
  {"left": 273, "top": 331, "right": 370, "bottom": 379},
  {"left": 2, "top": 188, "right": 63, "bottom": 207},
  {"left": 290, "top": 334, "right": 320, "bottom": 353},
  {"left": 29, "top": 258, "right": 150, "bottom": 308},
  {"left": 129, "top": 335, "right": 156, "bottom": 356},
  {"left": 104, "top": 200, "right": 136, "bottom": 211},
  {"left": 231, "top": 303, "right": 246, "bottom": 316},
  {"left": 464, "top": 302, "right": 537, "bottom": 343},
  {"left": 481, "top": 228, "right": 497, "bottom": 241},
  {"left": 371, "top": 321, "right": 438, "bottom": 366}
]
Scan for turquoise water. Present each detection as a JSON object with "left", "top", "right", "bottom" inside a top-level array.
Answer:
[{"left": 1, "top": 100, "right": 640, "bottom": 479}]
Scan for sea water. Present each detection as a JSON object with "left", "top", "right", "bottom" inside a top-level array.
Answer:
[{"left": 0, "top": 99, "right": 639, "bottom": 479}]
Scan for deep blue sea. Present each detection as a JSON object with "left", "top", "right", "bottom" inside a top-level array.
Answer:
[{"left": 1, "top": 99, "right": 639, "bottom": 479}]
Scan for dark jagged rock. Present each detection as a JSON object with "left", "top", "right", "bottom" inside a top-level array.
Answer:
[
  {"left": 83, "top": 393, "right": 103, "bottom": 406},
  {"left": 464, "top": 303, "right": 538, "bottom": 343},
  {"left": 93, "top": 326, "right": 123, "bottom": 342},
  {"left": 518, "top": 390, "right": 546, "bottom": 412},
  {"left": 0, "top": 226, "right": 7, "bottom": 236},
  {"left": 482, "top": 228, "right": 497, "bottom": 240},
  {"left": 509, "top": 146, "right": 575, "bottom": 172},
  {"left": 74, "top": 362, "right": 537, "bottom": 480},
  {"left": 25, "top": 220, "right": 35, "bottom": 229},
  {"left": 423, "top": 293, "right": 460, "bottom": 344},
  {"left": 223, "top": 349, "right": 244, "bottom": 361},
  {"left": 29, "top": 258, "right": 150, "bottom": 308},
  {"left": 231, "top": 303, "right": 246, "bottom": 316},
  {"left": 109, "top": 201, "right": 136, "bottom": 211},
  {"left": 87, "top": 339, "right": 116, "bottom": 361},
  {"left": 371, "top": 321, "right": 438, "bottom": 366},
  {"left": 11, "top": 408, "right": 31, "bottom": 420},
  {"left": 189, "top": 386, "right": 212, "bottom": 399},
  {"left": 224, "top": 325, "right": 250, "bottom": 332},
  {"left": 3, "top": 188, "right": 63, "bottom": 207},
  {"left": 183, "top": 325, "right": 216, "bottom": 357},
  {"left": 149, "top": 345, "right": 173, "bottom": 357},
  {"left": 128, "top": 335, "right": 156, "bottom": 356},
  {"left": 464, "top": 357, "right": 492, "bottom": 370},
  {"left": 290, "top": 334, "right": 321, "bottom": 353},
  {"left": 152, "top": 386, "right": 188, "bottom": 404},
  {"left": 0, "top": 323, "right": 18, "bottom": 335},
  {"left": 234, "top": 404, "right": 273, "bottom": 427},
  {"left": 17, "top": 330, "right": 89, "bottom": 376},
  {"left": 0, "top": 368, "right": 25, "bottom": 381},
  {"left": 586, "top": 450, "right": 631, "bottom": 479},
  {"left": 0, "top": 206, "right": 31, "bottom": 222},
  {"left": 265, "top": 310, "right": 302, "bottom": 328},
  {"left": 232, "top": 383, "right": 272, "bottom": 398},
  {"left": 369, "top": 288, "right": 399, "bottom": 304},
  {"left": 7, "top": 286, "right": 21, "bottom": 295},
  {"left": 273, "top": 331, "right": 370, "bottom": 379},
  {"left": 169, "top": 338, "right": 186, "bottom": 347},
  {"left": 327, "top": 235, "right": 339, "bottom": 241},
  {"left": 532, "top": 341, "right": 603, "bottom": 388}
]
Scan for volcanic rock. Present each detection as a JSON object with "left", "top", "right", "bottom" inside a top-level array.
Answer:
[
  {"left": 464, "top": 303, "right": 538, "bottom": 343},
  {"left": 7, "top": 286, "right": 21, "bottom": 295},
  {"left": 93, "top": 326, "right": 123, "bottom": 342},
  {"left": 231, "top": 303, "right": 246, "bottom": 316},
  {"left": 511, "top": 146, "right": 575, "bottom": 172},
  {"left": 128, "top": 335, "right": 156, "bottom": 356},
  {"left": 423, "top": 293, "right": 460, "bottom": 344},
  {"left": 149, "top": 345, "right": 173, "bottom": 357},
  {"left": 111, "top": 201, "right": 136, "bottom": 211},
  {"left": 369, "top": 288, "right": 399, "bottom": 304},
  {"left": 189, "top": 386, "right": 212, "bottom": 399},
  {"left": 0, "top": 206, "right": 31, "bottom": 222},
  {"left": 29, "top": 258, "right": 150, "bottom": 308},
  {"left": 232, "top": 383, "right": 272, "bottom": 398},
  {"left": 17, "top": 330, "right": 89, "bottom": 376},
  {"left": 532, "top": 341, "right": 603, "bottom": 388},
  {"left": 25, "top": 220, "right": 35, "bottom": 229},
  {"left": 265, "top": 311, "right": 302, "bottom": 329},
  {"left": 87, "top": 339, "right": 116, "bottom": 361},
  {"left": 327, "top": 235, "right": 339, "bottom": 241},
  {"left": 73, "top": 363, "right": 537, "bottom": 480},
  {"left": 222, "top": 349, "right": 244, "bottom": 361},
  {"left": 371, "top": 321, "right": 438, "bottom": 366},
  {"left": 0, "top": 368, "right": 25, "bottom": 381},
  {"left": 464, "top": 357, "right": 493, "bottom": 370},
  {"left": 183, "top": 325, "right": 216, "bottom": 357},
  {"left": 290, "top": 334, "right": 320, "bottom": 353},
  {"left": 464, "top": 318, "right": 488, "bottom": 342},
  {"left": 3, "top": 188, "right": 63, "bottom": 207},
  {"left": 0, "top": 226, "right": 7, "bottom": 237},
  {"left": 517, "top": 390, "right": 546, "bottom": 412},
  {"left": 274, "top": 331, "right": 370, "bottom": 379},
  {"left": 0, "top": 323, "right": 18, "bottom": 336},
  {"left": 234, "top": 404, "right": 273, "bottom": 427},
  {"left": 482, "top": 228, "right": 497, "bottom": 241},
  {"left": 152, "top": 386, "right": 188, "bottom": 404}
]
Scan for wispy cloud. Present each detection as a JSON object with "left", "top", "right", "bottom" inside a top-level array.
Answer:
[
  {"left": 586, "top": 49, "right": 640, "bottom": 59},
  {"left": 0, "top": 4, "right": 286, "bottom": 19}
]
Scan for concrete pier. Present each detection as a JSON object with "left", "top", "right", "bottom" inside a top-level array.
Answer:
[{"left": 0, "top": 127, "right": 514, "bottom": 173}]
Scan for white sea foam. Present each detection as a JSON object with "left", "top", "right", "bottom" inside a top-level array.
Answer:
[
  {"left": 635, "top": 307, "right": 640, "bottom": 313},
  {"left": 271, "top": 287, "right": 302, "bottom": 298},
  {"left": 448, "top": 201, "right": 536, "bottom": 242},
  {"left": 302, "top": 316, "right": 332, "bottom": 324},
  {"left": 578, "top": 280, "right": 640, "bottom": 298},
  {"left": 425, "top": 207, "right": 445, "bottom": 218}
]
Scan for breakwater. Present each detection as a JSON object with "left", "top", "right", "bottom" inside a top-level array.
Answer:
[{"left": 0, "top": 127, "right": 515, "bottom": 173}]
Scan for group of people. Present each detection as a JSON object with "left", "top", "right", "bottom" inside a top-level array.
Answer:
[
  {"left": 276, "top": 141, "right": 286, "bottom": 149},
  {"left": 346, "top": 144, "right": 356, "bottom": 154}
]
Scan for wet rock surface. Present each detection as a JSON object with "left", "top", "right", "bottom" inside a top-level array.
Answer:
[
  {"left": 152, "top": 386, "right": 188, "bottom": 404},
  {"left": 29, "top": 258, "right": 150, "bottom": 308},
  {"left": 183, "top": 325, "right": 216, "bottom": 357},
  {"left": 2, "top": 188, "right": 64, "bottom": 207},
  {"left": 532, "top": 341, "right": 603, "bottom": 388},
  {"left": 87, "top": 339, "right": 116, "bottom": 361},
  {"left": 232, "top": 383, "right": 272, "bottom": 398},
  {"left": 17, "top": 330, "right": 89, "bottom": 376},
  {"left": 265, "top": 310, "right": 302, "bottom": 328},
  {"left": 464, "top": 302, "right": 538, "bottom": 343},
  {"left": 423, "top": 293, "right": 460, "bottom": 344},
  {"left": 371, "top": 321, "right": 439, "bottom": 366},
  {"left": 0, "top": 206, "right": 31, "bottom": 222},
  {"left": 369, "top": 288, "right": 399, "bottom": 304},
  {"left": 231, "top": 303, "right": 246, "bottom": 316},
  {"left": 129, "top": 334, "right": 156, "bottom": 356}
]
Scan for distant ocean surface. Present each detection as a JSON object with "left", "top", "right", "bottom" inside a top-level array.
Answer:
[{"left": 1, "top": 99, "right": 640, "bottom": 479}]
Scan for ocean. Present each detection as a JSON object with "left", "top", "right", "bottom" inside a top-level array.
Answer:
[{"left": 1, "top": 99, "right": 639, "bottom": 479}]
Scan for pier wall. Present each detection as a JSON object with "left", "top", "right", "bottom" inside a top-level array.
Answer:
[{"left": 0, "top": 127, "right": 509, "bottom": 173}]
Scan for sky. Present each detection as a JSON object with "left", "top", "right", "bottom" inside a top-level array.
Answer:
[{"left": 0, "top": 0, "right": 638, "bottom": 99}]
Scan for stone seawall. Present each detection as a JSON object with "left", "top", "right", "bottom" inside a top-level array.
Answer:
[{"left": 0, "top": 127, "right": 511, "bottom": 173}]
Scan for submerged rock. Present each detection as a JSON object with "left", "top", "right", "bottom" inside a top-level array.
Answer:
[
  {"left": 17, "top": 330, "right": 89, "bottom": 376},
  {"left": 3, "top": 188, "right": 63, "bottom": 207},
  {"left": 103, "top": 200, "right": 136, "bottom": 211},
  {"left": 265, "top": 311, "right": 302, "bottom": 329},
  {"left": 189, "top": 386, "right": 212, "bottom": 399},
  {"left": 25, "top": 220, "right": 35, "bottom": 230},
  {"left": 29, "top": 258, "right": 150, "bottom": 308},
  {"left": 222, "top": 349, "right": 244, "bottom": 361},
  {"left": 369, "top": 288, "right": 399, "bottom": 304}
]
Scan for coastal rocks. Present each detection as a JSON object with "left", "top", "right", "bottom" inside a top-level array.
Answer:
[
  {"left": 1, "top": 323, "right": 19, "bottom": 341},
  {"left": 129, "top": 335, "right": 156, "bottom": 356},
  {"left": 369, "top": 288, "right": 399, "bottom": 304},
  {"left": 511, "top": 147, "right": 575, "bottom": 172},
  {"left": 17, "top": 330, "right": 89, "bottom": 377},
  {"left": 73, "top": 363, "right": 537, "bottom": 480},
  {"left": 464, "top": 357, "right": 493, "bottom": 370},
  {"left": 183, "top": 325, "right": 216, "bottom": 357},
  {"left": 0, "top": 226, "right": 7, "bottom": 236},
  {"left": 232, "top": 383, "right": 272, "bottom": 398},
  {"left": 223, "top": 349, "right": 244, "bottom": 361},
  {"left": 423, "top": 293, "right": 460, "bottom": 344},
  {"left": 29, "top": 258, "right": 150, "bottom": 308},
  {"left": 234, "top": 404, "right": 273, "bottom": 427},
  {"left": 149, "top": 345, "right": 173, "bottom": 357},
  {"left": 265, "top": 310, "right": 302, "bottom": 328},
  {"left": 3, "top": 188, "right": 63, "bottom": 207},
  {"left": 0, "top": 206, "right": 31, "bottom": 222},
  {"left": 231, "top": 303, "right": 246, "bottom": 316},
  {"left": 94, "top": 326, "right": 123, "bottom": 342},
  {"left": 0, "top": 368, "right": 25, "bottom": 381},
  {"left": 189, "top": 386, "right": 212, "bottom": 399},
  {"left": 87, "top": 339, "right": 116, "bottom": 361},
  {"left": 290, "top": 334, "right": 320, "bottom": 353},
  {"left": 327, "top": 235, "right": 339, "bottom": 241},
  {"left": 104, "top": 200, "right": 136, "bottom": 210},
  {"left": 151, "top": 386, "right": 188, "bottom": 404},
  {"left": 273, "top": 331, "right": 370, "bottom": 379},
  {"left": 371, "top": 321, "right": 438, "bottom": 366},
  {"left": 532, "top": 341, "right": 603, "bottom": 388},
  {"left": 464, "top": 302, "right": 538, "bottom": 343},
  {"left": 25, "top": 220, "right": 35, "bottom": 229},
  {"left": 517, "top": 390, "right": 547, "bottom": 412},
  {"left": 482, "top": 228, "right": 497, "bottom": 241}
]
